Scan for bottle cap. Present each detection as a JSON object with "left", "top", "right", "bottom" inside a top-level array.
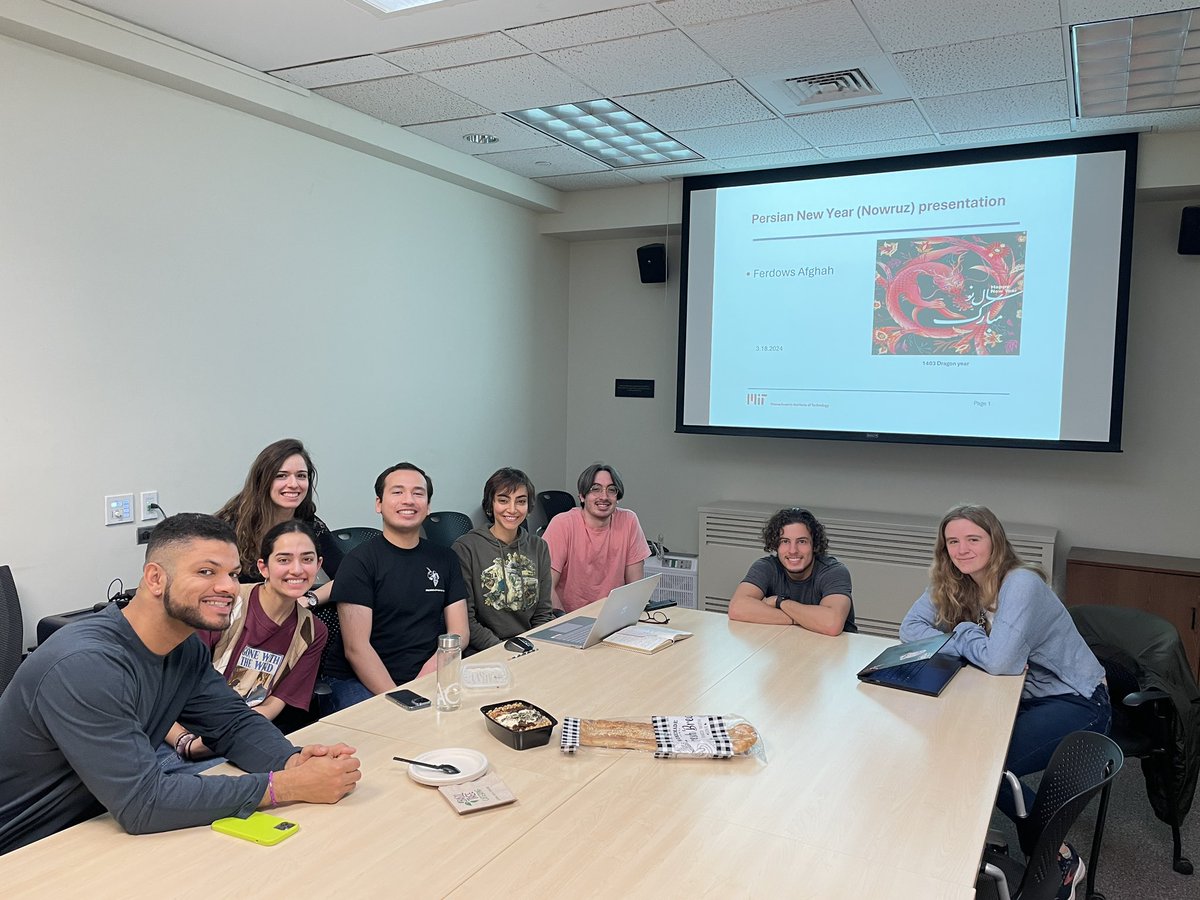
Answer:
[{"left": 439, "top": 634, "right": 461, "bottom": 650}]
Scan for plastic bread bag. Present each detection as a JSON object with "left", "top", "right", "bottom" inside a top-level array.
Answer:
[{"left": 560, "top": 714, "right": 766, "bottom": 763}]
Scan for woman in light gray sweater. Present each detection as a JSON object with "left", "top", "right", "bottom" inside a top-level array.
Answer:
[{"left": 900, "top": 504, "right": 1109, "bottom": 898}]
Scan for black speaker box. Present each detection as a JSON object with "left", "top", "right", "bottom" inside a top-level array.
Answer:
[
  {"left": 1180, "top": 207, "right": 1200, "bottom": 255},
  {"left": 637, "top": 243, "right": 667, "bottom": 283}
]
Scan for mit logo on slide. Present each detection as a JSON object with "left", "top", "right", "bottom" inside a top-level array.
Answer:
[{"left": 745, "top": 393, "right": 766, "bottom": 406}]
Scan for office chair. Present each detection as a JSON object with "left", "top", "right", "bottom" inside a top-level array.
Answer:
[
  {"left": 979, "top": 731, "right": 1123, "bottom": 900},
  {"left": 0, "top": 565, "right": 24, "bottom": 696},
  {"left": 422, "top": 511, "right": 473, "bottom": 548},
  {"left": 536, "top": 490, "right": 576, "bottom": 534},
  {"left": 1070, "top": 605, "right": 1198, "bottom": 877},
  {"left": 331, "top": 526, "right": 382, "bottom": 554}
]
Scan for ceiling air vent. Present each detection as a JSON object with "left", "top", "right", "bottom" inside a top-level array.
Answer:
[{"left": 782, "top": 68, "right": 879, "bottom": 106}]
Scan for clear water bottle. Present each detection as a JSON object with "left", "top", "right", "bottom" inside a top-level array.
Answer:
[{"left": 436, "top": 633, "right": 462, "bottom": 711}]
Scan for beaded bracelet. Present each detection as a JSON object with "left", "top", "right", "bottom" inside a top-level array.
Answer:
[{"left": 267, "top": 771, "right": 277, "bottom": 808}]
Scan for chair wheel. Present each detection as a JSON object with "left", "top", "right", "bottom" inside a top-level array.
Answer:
[{"left": 1173, "top": 855, "right": 1193, "bottom": 875}]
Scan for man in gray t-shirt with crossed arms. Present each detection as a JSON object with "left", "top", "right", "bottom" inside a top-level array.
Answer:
[{"left": 728, "top": 507, "right": 856, "bottom": 636}]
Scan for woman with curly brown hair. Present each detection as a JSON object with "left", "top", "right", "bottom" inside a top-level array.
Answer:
[
  {"left": 727, "top": 507, "right": 856, "bottom": 635},
  {"left": 900, "top": 504, "right": 1109, "bottom": 898},
  {"left": 216, "top": 438, "right": 343, "bottom": 604}
]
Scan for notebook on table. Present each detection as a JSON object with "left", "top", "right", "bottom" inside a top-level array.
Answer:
[
  {"left": 856, "top": 633, "right": 965, "bottom": 697},
  {"left": 530, "top": 574, "right": 661, "bottom": 650}
]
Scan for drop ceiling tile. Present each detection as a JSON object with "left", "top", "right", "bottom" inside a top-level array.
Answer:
[
  {"left": 894, "top": 29, "right": 1066, "bottom": 98},
  {"left": 315, "top": 75, "right": 490, "bottom": 127},
  {"left": 920, "top": 82, "right": 1069, "bottom": 132},
  {"left": 620, "top": 160, "right": 726, "bottom": 182},
  {"left": 1064, "top": 1, "right": 1198, "bottom": 25},
  {"left": 615, "top": 81, "right": 774, "bottom": 131},
  {"left": 423, "top": 55, "right": 600, "bottom": 113},
  {"left": 940, "top": 121, "right": 1074, "bottom": 144},
  {"left": 787, "top": 100, "right": 932, "bottom": 147},
  {"left": 404, "top": 115, "right": 557, "bottom": 155},
  {"left": 656, "top": 0, "right": 811, "bottom": 27},
  {"left": 713, "top": 148, "right": 826, "bottom": 171},
  {"left": 855, "top": 0, "right": 1062, "bottom": 52},
  {"left": 820, "top": 135, "right": 937, "bottom": 157},
  {"left": 544, "top": 30, "right": 730, "bottom": 97},
  {"left": 674, "top": 118, "right": 812, "bottom": 158},
  {"left": 685, "top": 0, "right": 883, "bottom": 78},
  {"left": 508, "top": 5, "right": 673, "bottom": 52},
  {"left": 270, "top": 56, "right": 406, "bottom": 89},
  {"left": 380, "top": 32, "right": 527, "bottom": 72},
  {"left": 475, "top": 144, "right": 611, "bottom": 178},
  {"left": 1072, "top": 107, "right": 1200, "bottom": 130},
  {"left": 534, "top": 171, "right": 642, "bottom": 190}
]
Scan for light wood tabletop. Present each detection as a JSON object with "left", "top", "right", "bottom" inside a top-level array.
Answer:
[{"left": 0, "top": 607, "right": 1021, "bottom": 899}]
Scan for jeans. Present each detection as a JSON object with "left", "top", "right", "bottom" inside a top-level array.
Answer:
[
  {"left": 320, "top": 675, "right": 374, "bottom": 716},
  {"left": 998, "top": 682, "right": 1112, "bottom": 820},
  {"left": 154, "top": 742, "right": 225, "bottom": 776}
]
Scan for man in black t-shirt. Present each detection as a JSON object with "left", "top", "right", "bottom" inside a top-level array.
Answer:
[
  {"left": 728, "top": 507, "right": 856, "bottom": 635},
  {"left": 321, "top": 463, "right": 468, "bottom": 713}
]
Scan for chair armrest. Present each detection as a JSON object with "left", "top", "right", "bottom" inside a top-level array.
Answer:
[
  {"left": 1124, "top": 688, "right": 1170, "bottom": 708},
  {"left": 1000, "top": 770, "right": 1028, "bottom": 819},
  {"left": 312, "top": 679, "right": 332, "bottom": 698}
]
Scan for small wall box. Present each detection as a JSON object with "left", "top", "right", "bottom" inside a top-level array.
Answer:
[{"left": 644, "top": 553, "right": 699, "bottom": 609}]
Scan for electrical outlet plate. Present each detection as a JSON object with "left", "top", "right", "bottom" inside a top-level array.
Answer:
[
  {"left": 105, "top": 493, "right": 134, "bottom": 526},
  {"left": 140, "top": 490, "right": 159, "bottom": 522},
  {"left": 137, "top": 526, "right": 155, "bottom": 545}
]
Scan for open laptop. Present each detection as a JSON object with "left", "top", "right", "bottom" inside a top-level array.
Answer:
[
  {"left": 530, "top": 574, "right": 661, "bottom": 649},
  {"left": 856, "top": 633, "right": 966, "bottom": 697}
]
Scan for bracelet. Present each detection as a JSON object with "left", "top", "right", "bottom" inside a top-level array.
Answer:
[
  {"left": 174, "top": 732, "right": 194, "bottom": 760},
  {"left": 267, "top": 771, "right": 278, "bottom": 808}
]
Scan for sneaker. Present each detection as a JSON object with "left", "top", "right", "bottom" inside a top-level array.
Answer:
[{"left": 1056, "top": 843, "right": 1087, "bottom": 900}]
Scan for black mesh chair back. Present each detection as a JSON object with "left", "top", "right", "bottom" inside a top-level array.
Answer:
[
  {"left": 537, "top": 490, "right": 576, "bottom": 525},
  {"left": 1020, "top": 732, "right": 1123, "bottom": 897},
  {"left": 982, "top": 731, "right": 1123, "bottom": 900},
  {"left": 314, "top": 604, "right": 341, "bottom": 663},
  {"left": 423, "top": 511, "right": 473, "bottom": 548},
  {"left": 331, "top": 526, "right": 382, "bottom": 555},
  {"left": 0, "top": 565, "right": 23, "bottom": 696}
]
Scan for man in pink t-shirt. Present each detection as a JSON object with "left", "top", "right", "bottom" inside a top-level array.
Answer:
[{"left": 542, "top": 462, "right": 651, "bottom": 613}]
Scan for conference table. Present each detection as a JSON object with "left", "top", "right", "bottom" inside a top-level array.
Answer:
[{"left": 0, "top": 607, "right": 1023, "bottom": 898}]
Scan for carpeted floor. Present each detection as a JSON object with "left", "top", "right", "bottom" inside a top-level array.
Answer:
[{"left": 978, "top": 758, "right": 1196, "bottom": 899}]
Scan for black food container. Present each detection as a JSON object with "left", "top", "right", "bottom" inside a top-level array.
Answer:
[{"left": 480, "top": 699, "right": 557, "bottom": 750}]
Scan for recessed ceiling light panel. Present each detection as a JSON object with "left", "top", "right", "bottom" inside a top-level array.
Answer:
[
  {"left": 1073, "top": 9, "right": 1199, "bottom": 116},
  {"left": 507, "top": 99, "right": 702, "bottom": 168}
]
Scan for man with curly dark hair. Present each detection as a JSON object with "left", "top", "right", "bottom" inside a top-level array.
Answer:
[{"left": 728, "top": 507, "right": 856, "bottom": 635}]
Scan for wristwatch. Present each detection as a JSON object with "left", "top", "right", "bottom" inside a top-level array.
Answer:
[
  {"left": 775, "top": 596, "right": 786, "bottom": 609},
  {"left": 303, "top": 591, "right": 319, "bottom": 609}
]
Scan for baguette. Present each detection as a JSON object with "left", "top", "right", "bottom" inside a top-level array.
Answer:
[{"left": 577, "top": 718, "right": 759, "bottom": 754}]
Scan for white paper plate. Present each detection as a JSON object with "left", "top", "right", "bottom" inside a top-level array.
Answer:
[{"left": 406, "top": 748, "right": 489, "bottom": 786}]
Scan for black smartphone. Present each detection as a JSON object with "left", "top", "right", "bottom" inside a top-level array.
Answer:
[{"left": 386, "top": 689, "right": 430, "bottom": 711}]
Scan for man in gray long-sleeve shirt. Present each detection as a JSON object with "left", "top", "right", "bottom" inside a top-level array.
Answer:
[{"left": 0, "top": 513, "right": 362, "bottom": 855}]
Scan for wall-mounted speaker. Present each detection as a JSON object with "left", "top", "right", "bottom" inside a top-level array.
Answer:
[
  {"left": 637, "top": 243, "right": 667, "bottom": 283},
  {"left": 1180, "top": 207, "right": 1200, "bottom": 255}
]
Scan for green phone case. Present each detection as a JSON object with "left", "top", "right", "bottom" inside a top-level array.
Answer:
[{"left": 211, "top": 812, "right": 299, "bottom": 845}]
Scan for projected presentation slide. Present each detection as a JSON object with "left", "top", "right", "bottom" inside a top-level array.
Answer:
[{"left": 680, "top": 144, "right": 1131, "bottom": 446}]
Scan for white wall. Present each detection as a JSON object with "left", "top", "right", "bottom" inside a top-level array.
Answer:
[
  {"left": 0, "top": 35, "right": 569, "bottom": 644},
  {"left": 562, "top": 199, "right": 1200, "bottom": 581}
]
